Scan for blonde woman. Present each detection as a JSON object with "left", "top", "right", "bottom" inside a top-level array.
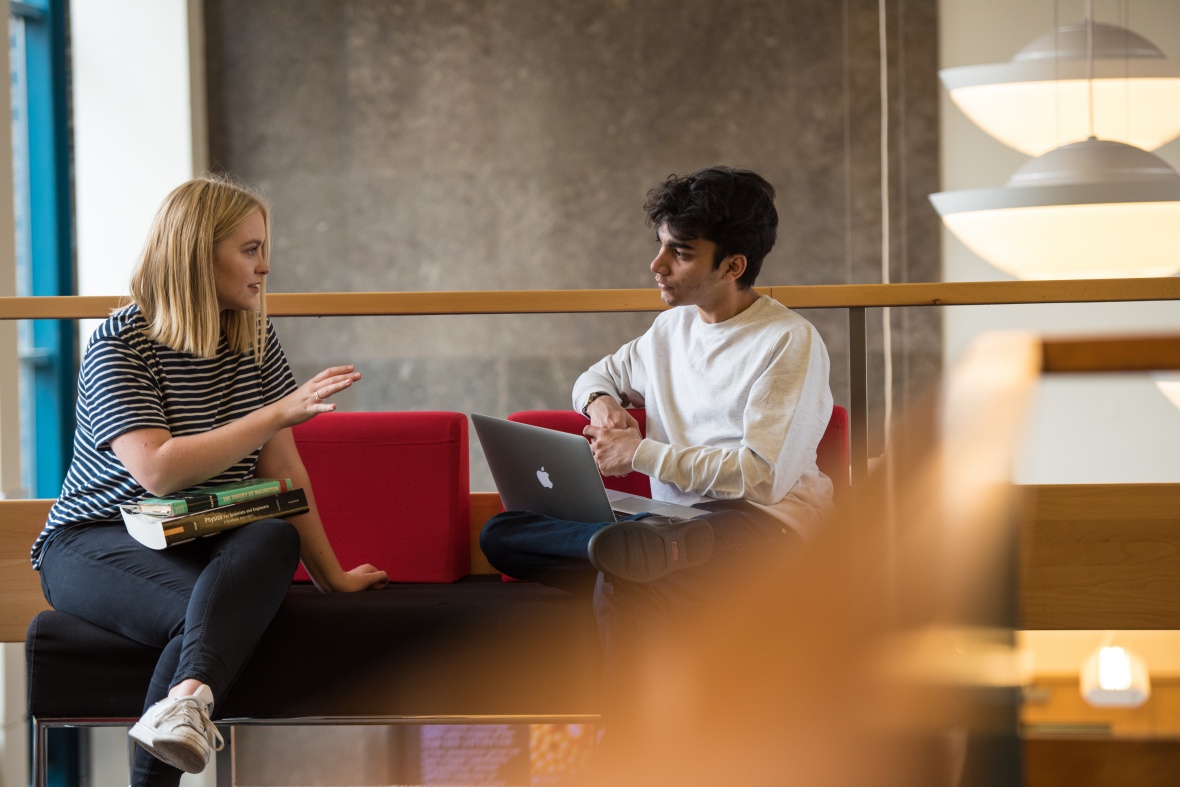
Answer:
[{"left": 33, "top": 176, "right": 387, "bottom": 786}]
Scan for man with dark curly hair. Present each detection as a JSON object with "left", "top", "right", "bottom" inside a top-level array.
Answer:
[{"left": 481, "top": 165, "right": 834, "bottom": 762}]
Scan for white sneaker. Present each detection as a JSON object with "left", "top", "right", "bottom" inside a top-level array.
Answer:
[{"left": 129, "top": 684, "right": 224, "bottom": 774}]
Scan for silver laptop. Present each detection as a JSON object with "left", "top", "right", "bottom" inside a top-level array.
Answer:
[{"left": 471, "top": 413, "right": 707, "bottom": 523}]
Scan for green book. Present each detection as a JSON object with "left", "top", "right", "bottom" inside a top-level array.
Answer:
[
  {"left": 129, "top": 478, "right": 295, "bottom": 516},
  {"left": 120, "top": 488, "right": 309, "bottom": 549}
]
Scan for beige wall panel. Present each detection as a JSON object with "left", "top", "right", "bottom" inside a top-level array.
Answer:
[
  {"left": 0, "top": 500, "right": 52, "bottom": 641},
  {"left": 1020, "top": 484, "right": 1180, "bottom": 630}
]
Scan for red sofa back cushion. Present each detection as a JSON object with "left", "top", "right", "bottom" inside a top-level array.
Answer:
[
  {"left": 508, "top": 406, "right": 850, "bottom": 501},
  {"left": 818, "top": 405, "right": 850, "bottom": 500},
  {"left": 292, "top": 411, "right": 469, "bottom": 583}
]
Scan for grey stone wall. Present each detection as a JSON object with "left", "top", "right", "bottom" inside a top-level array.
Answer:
[
  {"left": 204, "top": 2, "right": 941, "bottom": 781},
  {"left": 205, "top": 0, "right": 941, "bottom": 491}
]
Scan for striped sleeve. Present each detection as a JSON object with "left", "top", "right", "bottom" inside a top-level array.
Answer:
[{"left": 81, "top": 334, "right": 169, "bottom": 451}]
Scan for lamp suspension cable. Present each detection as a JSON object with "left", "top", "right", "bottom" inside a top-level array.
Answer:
[
  {"left": 878, "top": 0, "right": 893, "bottom": 446},
  {"left": 1122, "top": 0, "right": 1130, "bottom": 136},
  {"left": 1054, "top": 0, "right": 1061, "bottom": 148},
  {"left": 842, "top": 0, "right": 852, "bottom": 283},
  {"left": 877, "top": 0, "right": 897, "bottom": 626},
  {"left": 1086, "top": 0, "right": 1096, "bottom": 137}
]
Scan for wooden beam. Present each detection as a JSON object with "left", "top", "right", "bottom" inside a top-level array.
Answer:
[
  {"left": 1025, "top": 738, "right": 1180, "bottom": 786},
  {"left": 1019, "top": 484, "right": 1180, "bottom": 630},
  {"left": 768, "top": 278, "right": 1180, "bottom": 309},
  {"left": 2, "top": 277, "right": 1179, "bottom": 320},
  {"left": 469, "top": 493, "right": 502, "bottom": 576},
  {"left": 271, "top": 289, "right": 667, "bottom": 316},
  {"left": 1041, "top": 334, "right": 1180, "bottom": 373},
  {"left": 0, "top": 295, "right": 128, "bottom": 319},
  {"left": 0, "top": 499, "right": 53, "bottom": 641}
]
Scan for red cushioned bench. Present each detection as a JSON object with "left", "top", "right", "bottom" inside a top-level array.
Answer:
[
  {"left": 24, "top": 408, "right": 851, "bottom": 786},
  {"left": 24, "top": 411, "right": 601, "bottom": 787},
  {"left": 290, "top": 411, "right": 472, "bottom": 584}
]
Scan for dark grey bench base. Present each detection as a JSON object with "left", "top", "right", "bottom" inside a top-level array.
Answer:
[{"left": 27, "top": 577, "right": 602, "bottom": 723}]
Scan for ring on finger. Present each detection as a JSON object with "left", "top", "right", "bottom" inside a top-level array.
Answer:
[{"left": 314, "top": 390, "right": 323, "bottom": 402}]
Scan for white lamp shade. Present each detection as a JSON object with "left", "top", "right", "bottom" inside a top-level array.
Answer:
[
  {"left": 931, "top": 138, "right": 1180, "bottom": 280},
  {"left": 941, "top": 21, "right": 1180, "bottom": 155},
  {"left": 1081, "top": 645, "right": 1151, "bottom": 708},
  {"left": 945, "top": 71, "right": 1180, "bottom": 156},
  {"left": 939, "top": 201, "right": 1180, "bottom": 279}
]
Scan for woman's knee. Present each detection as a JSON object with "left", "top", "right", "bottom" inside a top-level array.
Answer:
[
  {"left": 232, "top": 518, "right": 301, "bottom": 568},
  {"left": 264, "top": 518, "right": 301, "bottom": 564}
]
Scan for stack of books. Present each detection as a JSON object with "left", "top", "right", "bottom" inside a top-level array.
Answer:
[{"left": 119, "top": 477, "right": 309, "bottom": 549}]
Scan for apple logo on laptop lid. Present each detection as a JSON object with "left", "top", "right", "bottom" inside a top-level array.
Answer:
[{"left": 536, "top": 467, "right": 554, "bottom": 489}]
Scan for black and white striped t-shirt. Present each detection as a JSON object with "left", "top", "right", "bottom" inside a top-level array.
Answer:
[{"left": 32, "top": 304, "right": 298, "bottom": 568}]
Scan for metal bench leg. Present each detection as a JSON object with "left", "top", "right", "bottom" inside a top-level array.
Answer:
[
  {"left": 216, "top": 725, "right": 233, "bottom": 787},
  {"left": 32, "top": 718, "right": 48, "bottom": 787}
]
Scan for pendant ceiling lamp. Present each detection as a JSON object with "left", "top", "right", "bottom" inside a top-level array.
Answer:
[
  {"left": 941, "top": 19, "right": 1180, "bottom": 156},
  {"left": 930, "top": 136, "right": 1180, "bottom": 279},
  {"left": 933, "top": 2, "right": 1180, "bottom": 281}
]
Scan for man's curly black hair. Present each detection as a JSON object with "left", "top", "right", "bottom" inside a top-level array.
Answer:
[{"left": 643, "top": 166, "right": 778, "bottom": 289}]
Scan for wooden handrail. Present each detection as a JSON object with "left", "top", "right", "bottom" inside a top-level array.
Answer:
[
  {"left": 1, "top": 277, "right": 1179, "bottom": 320},
  {"left": 1041, "top": 335, "right": 1180, "bottom": 373}
]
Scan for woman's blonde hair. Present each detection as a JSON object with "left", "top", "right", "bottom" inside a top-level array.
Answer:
[{"left": 130, "top": 175, "right": 271, "bottom": 359}]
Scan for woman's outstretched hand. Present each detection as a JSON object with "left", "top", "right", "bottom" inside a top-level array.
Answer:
[
  {"left": 283, "top": 365, "right": 362, "bottom": 426},
  {"left": 328, "top": 564, "right": 389, "bottom": 593}
]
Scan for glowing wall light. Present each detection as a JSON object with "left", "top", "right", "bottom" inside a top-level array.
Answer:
[{"left": 1080, "top": 645, "right": 1151, "bottom": 708}]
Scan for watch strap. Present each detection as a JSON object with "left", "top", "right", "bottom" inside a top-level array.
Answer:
[{"left": 582, "top": 391, "right": 613, "bottom": 417}]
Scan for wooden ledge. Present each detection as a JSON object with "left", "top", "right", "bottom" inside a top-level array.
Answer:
[
  {"left": 2, "top": 278, "right": 1179, "bottom": 320},
  {"left": 1041, "top": 335, "right": 1180, "bottom": 373},
  {"left": 1020, "top": 484, "right": 1180, "bottom": 630}
]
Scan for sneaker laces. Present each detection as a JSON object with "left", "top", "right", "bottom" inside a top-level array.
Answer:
[{"left": 157, "top": 695, "right": 225, "bottom": 752}]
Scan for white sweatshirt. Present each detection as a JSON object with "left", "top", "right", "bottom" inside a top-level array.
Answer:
[{"left": 572, "top": 296, "right": 834, "bottom": 538}]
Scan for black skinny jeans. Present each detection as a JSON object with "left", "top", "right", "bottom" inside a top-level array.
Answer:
[{"left": 38, "top": 519, "right": 301, "bottom": 787}]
